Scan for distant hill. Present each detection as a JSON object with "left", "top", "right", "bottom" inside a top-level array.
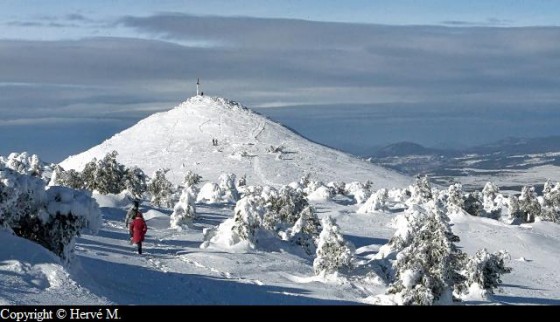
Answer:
[{"left": 61, "top": 96, "right": 409, "bottom": 188}]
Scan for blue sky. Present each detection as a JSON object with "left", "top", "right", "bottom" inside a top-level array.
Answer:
[{"left": 1, "top": 1, "right": 560, "bottom": 162}]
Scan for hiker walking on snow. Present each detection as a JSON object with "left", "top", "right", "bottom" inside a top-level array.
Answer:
[
  {"left": 130, "top": 211, "right": 148, "bottom": 254},
  {"left": 125, "top": 200, "right": 140, "bottom": 228}
]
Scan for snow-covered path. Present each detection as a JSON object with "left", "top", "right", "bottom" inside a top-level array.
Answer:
[{"left": 70, "top": 201, "right": 386, "bottom": 305}]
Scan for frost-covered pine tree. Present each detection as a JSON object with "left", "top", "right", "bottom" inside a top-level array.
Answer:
[
  {"left": 170, "top": 186, "right": 197, "bottom": 229},
  {"left": 148, "top": 169, "right": 175, "bottom": 208},
  {"left": 95, "top": 151, "right": 127, "bottom": 194},
  {"left": 541, "top": 180, "right": 560, "bottom": 223},
  {"left": 409, "top": 175, "right": 433, "bottom": 204},
  {"left": 313, "top": 216, "right": 355, "bottom": 276},
  {"left": 231, "top": 195, "right": 266, "bottom": 244},
  {"left": 446, "top": 183, "right": 464, "bottom": 213},
  {"left": 124, "top": 166, "right": 147, "bottom": 199},
  {"left": 183, "top": 170, "right": 202, "bottom": 188},
  {"left": 266, "top": 186, "right": 309, "bottom": 229},
  {"left": 463, "top": 191, "right": 483, "bottom": 217},
  {"left": 519, "top": 185, "right": 541, "bottom": 223},
  {"left": 219, "top": 173, "right": 239, "bottom": 202},
  {"left": 457, "top": 249, "right": 511, "bottom": 298},
  {"left": 507, "top": 194, "right": 524, "bottom": 222},
  {"left": 358, "top": 188, "right": 389, "bottom": 213},
  {"left": 288, "top": 206, "right": 321, "bottom": 255},
  {"left": 81, "top": 158, "right": 98, "bottom": 191},
  {"left": 387, "top": 201, "right": 466, "bottom": 305},
  {"left": 481, "top": 182, "right": 501, "bottom": 218}
]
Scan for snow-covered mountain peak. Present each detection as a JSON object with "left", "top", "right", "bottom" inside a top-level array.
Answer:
[
  {"left": 181, "top": 95, "right": 249, "bottom": 111},
  {"left": 61, "top": 96, "right": 409, "bottom": 188}
]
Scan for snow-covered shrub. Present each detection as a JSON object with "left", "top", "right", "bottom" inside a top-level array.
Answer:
[
  {"left": 519, "top": 186, "right": 541, "bottom": 223},
  {"left": 313, "top": 216, "right": 355, "bottom": 276},
  {"left": 463, "top": 191, "right": 483, "bottom": 217},
  {"left": 287, "top": 206, "right": 321, "bottom": 255},
  {"left": 147, "top": 169, "right": 175, "bottom": 208},
  {"left": 327, "top": 181, "right": 346, "bottom": 196},
  {"left": 389, "top": 187, "right": 412, "bottom": 204},
  {"left": 344, "top": 182, "right": 372, "bottom": 204},
  {"left": 1, "top": 168, "right": 101, "bottom": 261},
  {"left": 264, "top": 186, "right": 308, "bottom": 230},
  {"left": 387, "top": 202, "right": 466, "bottom": 305},
  {"left": 219, "top": 173, "right": 239, "bottom": 202},
  {"left": 0, "top": 152, "right": 54, "bottom": 182},
  {"left": 307, "top": 185, "right": 333, "bottom": 201},
  {"left": 231, "top": 195, "right": 266, "bottom": 245},
  {"left": 358, "top": 188, "right": 389, "bottom": 214},
  {"left": 457, "top": 249, "right": 511, "bottom": 298},
  {"left": 0, "top": 169, "right": 46, "bottom": 228},
  {"left": 236, "top": 174, "right": 247, "bottom": 188},
  {"left": 170, "top": 186, "right": 197, "bottom": 229},
  {"left": 183, "top": 170, "right": 202, "bottom": 188}
]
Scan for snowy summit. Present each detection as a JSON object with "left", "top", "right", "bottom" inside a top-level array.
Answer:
[{"left": 61, "top": 95, "right": 408, "bottom": 188}]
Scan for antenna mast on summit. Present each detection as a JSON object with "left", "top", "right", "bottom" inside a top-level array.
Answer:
[{"left": 196, "top": 78, "right": 200, "bottom": 96}]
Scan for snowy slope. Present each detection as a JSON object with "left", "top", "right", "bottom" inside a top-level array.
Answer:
[
  {"left": 60, "top": 96, "right": 408, "bottom": 189},
  {"left": 3, "top": 193, "right": 559, "bottom": 305},
  {"left": 0, "top": 230, "right": 108, "bottom": 305}
]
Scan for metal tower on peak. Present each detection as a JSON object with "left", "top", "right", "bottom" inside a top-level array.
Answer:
[{"left": 196, "top": 78, "right": 200, "bottom": 96}]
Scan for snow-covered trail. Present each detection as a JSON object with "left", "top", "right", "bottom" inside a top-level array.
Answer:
[{"left": 71, "top": 202, "right": 384, "bottom": 305}]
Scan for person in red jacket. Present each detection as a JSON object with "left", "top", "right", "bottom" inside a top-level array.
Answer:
[{"left": 129, "top": 211, "right": 148, "bottom": 254}]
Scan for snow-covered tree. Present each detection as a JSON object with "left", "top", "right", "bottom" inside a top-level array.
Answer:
[
  {"left": 288, "top": 206, "right": 321, "bottom": 255},
  {"left": 1, "top": 168, "right": 101, "bottom": 261},
  {"left": 313, "top": 216, "right": 355, "bottom": 276},
  {"left": 148, "top": 169, "right": 175, "bottom": 208},
  {"left": 519, "top": 186, "right": 541, "bottom": 223},
  {"left": 93, "top": 151, "right": 127, "bottom": 194},
  {"left": 124, "top": 166, "right": 148, "bottom": 199},
  {"left": 170, "top": 186, "right": 197, "bottom": 229},
  {"left": 541, "top": 180, "right": 560, "bottom": 223},
  {"left": 463, "top": 191, "right": 483, "bottom": 217},
  {"left": 358, "top": 188, "right": 389, "bottom": 213},
  {"left": 409, "top": 175, "right": 433, "bottom": 204},
  {"left": 344, "top": 181, "right": 372, "bottom": 204},
  {"left": 481, "top": 182, "right": 501, "bottom": 218},
  {"left": 326, "top": 181, "right": 345, "bottom": 196},
  {"left": 505, "top": 194, "right": 523, "bottom": 224},
  {"left": 231, "top": 195, "right": 266, "bottom": 244},
  {"left": 236, "top": 174, "right": 247, "bottom": 188},
  {"left": 218, "top": 173, "right": 239, "bottom": 202},
  {"left": 446, "top": 183, "right": 464, "bottom": 213},
  {"left": 264, "top": 186, "right": 308, "bottom": 230},
  {"left": 0, "top": 152, "right": 54, "bottom": 182},
  {"left": 387, "top": 201, "right": 466, "bottom": 305},
  {"left": 183, "top": 170, "right": 202, "bottom": 188},
  {"left": 457, "top": 249, "right": 511, "bottom": 298}
]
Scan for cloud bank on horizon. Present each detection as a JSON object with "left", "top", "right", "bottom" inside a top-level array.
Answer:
[{"left": 1, "top": 1, "right": 560, "bottom": 161}]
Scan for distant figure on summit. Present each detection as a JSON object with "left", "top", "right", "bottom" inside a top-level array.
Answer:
[{"left": 129, "top": 211, "right": 148, "bottom": 254}]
